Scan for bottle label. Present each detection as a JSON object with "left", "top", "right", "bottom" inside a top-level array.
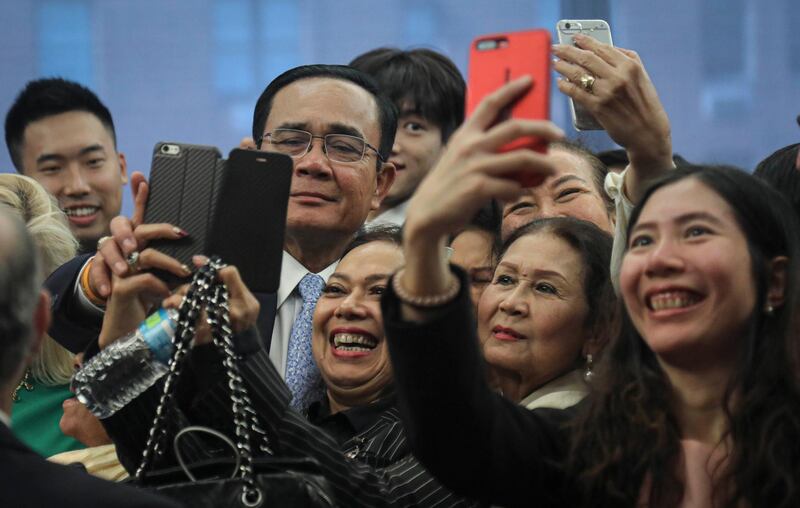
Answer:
[{"left": 140, "top": 308, "right": 177, "bottom": 364}]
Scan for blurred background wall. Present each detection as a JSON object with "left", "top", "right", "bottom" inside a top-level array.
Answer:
[{"left": 1, "top": 0, "right": 798, "bottom": 215}]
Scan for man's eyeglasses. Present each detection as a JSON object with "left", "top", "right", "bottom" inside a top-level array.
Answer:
[{"left": 260, "top": 128, "right": 384, "bottom": 163}]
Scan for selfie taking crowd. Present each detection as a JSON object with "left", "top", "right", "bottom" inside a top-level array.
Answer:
[{"left": 1, "top": 22, "right": 800, "bottom": 508}]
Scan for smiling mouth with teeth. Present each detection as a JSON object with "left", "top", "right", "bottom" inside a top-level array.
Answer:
[
  {"left": 648, "top": 291, "right": 702, "bottom": 311},
  {"left": 331, "top": 333, "right": 378, "bottom": 353},
  {"left": 64, "top": 206, "right": 100, "bottom": 217}
]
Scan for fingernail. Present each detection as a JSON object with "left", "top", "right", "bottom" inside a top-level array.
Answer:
[
  {"left": 173, "top": 227, "right": 188, "bottom": 237},
  {"left": 99, "top": 284, "right": 109, "bottom": 297},
  {"left": 181, "top": 264, "right": 191, "bottom": 274},
  {"left": 123, "top": 238, "right": 136, "bottom": 250},
  {"left": 114, "top": 261, "right": 128, "bottom": 274}
]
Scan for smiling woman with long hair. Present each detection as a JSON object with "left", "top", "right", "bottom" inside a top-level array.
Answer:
[{"left": 386, "top": 163, "right": 800, "bottom": 507}]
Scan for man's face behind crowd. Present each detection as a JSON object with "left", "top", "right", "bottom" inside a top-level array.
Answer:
[
  {"left": 20, "top": 111, "right": 127, "bottom": 248},
  {"left": 263, "top": 77, "right": 392, "bottom": 239},
  {"left": 384, "top": 107, "right": 444, "bottom": 209}
]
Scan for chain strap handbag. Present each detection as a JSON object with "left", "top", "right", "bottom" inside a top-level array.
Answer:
[{"left": 134, "top": 258, "right": 334, "bottom": 507}]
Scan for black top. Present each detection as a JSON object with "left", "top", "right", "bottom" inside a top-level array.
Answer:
[
  {"left": 308, "top": 392, "right": 396, "bottom": 447},
  {"left": 0, "top": 421, "right": 180, "bottom": 508},
  {"left": 382, "top": 265, "right": 581, "bottom": 508},
  {"left": 101, "top": 329, "right": 480, "bottom": 507}
]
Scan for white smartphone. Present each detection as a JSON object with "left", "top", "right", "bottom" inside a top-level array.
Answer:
[{"left": 556, "top": 19, "right": 613, "bottom": 131}]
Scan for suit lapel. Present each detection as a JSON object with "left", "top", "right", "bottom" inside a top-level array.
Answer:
[{"left": 254, "top": 291, "right": 278, "bottom": 352}]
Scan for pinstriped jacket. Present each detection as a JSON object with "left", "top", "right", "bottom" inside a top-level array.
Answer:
[{"left": 102, "top": 340, "right": 481, "bottom": 508}]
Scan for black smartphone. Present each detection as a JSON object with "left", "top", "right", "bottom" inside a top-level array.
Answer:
[
  {"left": 144, "top": 142, "right": 225, "bottom": 285},
  {"left": 144, "top": 142, "right": 292, "bottom": 292},
  {"left": 207, "top": 148, "right": 292, "bottom": 293}
]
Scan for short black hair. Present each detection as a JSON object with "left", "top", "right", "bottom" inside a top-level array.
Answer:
[
  {"left": 5, "top": 78, "right": 117, "bottom": 172},
  {"left": 252, "top": 64, "right": 397, "bottom": 170},
  {"left": 596, "top": 149, "right": 691, "bottom": 170},
  {"left": 342, "top": 223, "right": 403, "bottom": 258},
  {"left": 754, "top": 143, "right": 800, "bottom": 221},
  {"left": 350, "top": 48, "right": 465, "bottom": 142}
]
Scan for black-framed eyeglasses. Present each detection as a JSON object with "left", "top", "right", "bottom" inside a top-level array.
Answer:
[{"left": 259, "top": 128, "right": 384, "bottom": 163}]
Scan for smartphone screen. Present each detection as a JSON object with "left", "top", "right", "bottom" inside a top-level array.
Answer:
[{"left": 556, "top": 19, "right": 613, "bottom": 131}]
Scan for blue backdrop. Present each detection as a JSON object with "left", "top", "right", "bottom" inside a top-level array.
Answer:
[{"left": 1, "top": 0, "right": 798, "bottom": 215}]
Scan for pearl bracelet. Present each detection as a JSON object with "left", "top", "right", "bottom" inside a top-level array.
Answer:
[{"left": 392, "top": 268, "right": 461, "bottom": 308}]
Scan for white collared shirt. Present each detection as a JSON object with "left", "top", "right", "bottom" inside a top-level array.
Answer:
[
  {"left": 269, "top": 251, "right": 337, "bottom": 378},
  {"left": 604, "top": 168, "right": 634, "bottom": 293},
  {"left": 366, "top": 200, "right": 409, "bottom": 227}
]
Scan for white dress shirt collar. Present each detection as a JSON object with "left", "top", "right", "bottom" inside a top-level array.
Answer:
[
  {"left": 366, "top": 200, "right": 409, "bottom": 227},
  {"left": 278, "top": 251, "right": 338, "bottom": 307}
]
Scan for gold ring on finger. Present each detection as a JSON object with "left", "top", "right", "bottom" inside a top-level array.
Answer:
[
  {"left": 126, "top": 251, "right": 141, "bottom": 272},
  {"left": 96, "top": 235, "right": 112, "bottom": 251},
  {"left": 579, "top": 74, "right": 596, "bottom": 93}
]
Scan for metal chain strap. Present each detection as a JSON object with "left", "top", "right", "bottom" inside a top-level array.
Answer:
[{"left": 135, "top": 257, "right": 271, "bottom": 507}]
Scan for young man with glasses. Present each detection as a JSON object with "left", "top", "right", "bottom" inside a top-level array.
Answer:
[{"left": 350, "top": 48, "right": 465, "bottom": 226}]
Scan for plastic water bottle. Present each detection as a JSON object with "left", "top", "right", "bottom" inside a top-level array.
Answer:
[{"left": 72, "top": 308, "right": 179, "bottom": 419}]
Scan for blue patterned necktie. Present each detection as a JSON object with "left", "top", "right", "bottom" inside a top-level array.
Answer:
[{"left": 285, "top": 273, "right": 326, "bottom": 411}]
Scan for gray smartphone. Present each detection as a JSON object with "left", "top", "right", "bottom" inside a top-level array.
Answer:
[{"left": 556, "top": 19, "right": 613, "bottom": 131}]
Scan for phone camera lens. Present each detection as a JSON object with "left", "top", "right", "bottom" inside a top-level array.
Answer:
[
  {"left": 565, "top": 22, "right": 571, "bottom": 29},
  {"left": 161, "top": 145, "right": 170, "bottom": 154}
]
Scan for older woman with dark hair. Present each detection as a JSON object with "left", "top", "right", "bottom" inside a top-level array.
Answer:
[{"left": 478, "top": 217, "right": 615, "bottom": 409}]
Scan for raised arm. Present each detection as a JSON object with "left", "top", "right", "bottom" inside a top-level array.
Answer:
[{"left": 553, "top": 35, "right": 674, "bottom": 203}]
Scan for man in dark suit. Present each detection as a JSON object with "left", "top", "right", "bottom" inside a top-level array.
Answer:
[
  {"left": 45, "top": 65, "right": 397, "bottom": 410},
  {"left": 0, "top": 209, "right": 179, "bottom": 508}
]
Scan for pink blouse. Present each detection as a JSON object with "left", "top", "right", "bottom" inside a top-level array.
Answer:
[{"left": 638, "top": 439, "right": 728, "bottom": 507}]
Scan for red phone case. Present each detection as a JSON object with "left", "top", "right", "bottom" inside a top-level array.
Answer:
[{"left": 467, "top": 30, "right": 551, "bottom": 186}]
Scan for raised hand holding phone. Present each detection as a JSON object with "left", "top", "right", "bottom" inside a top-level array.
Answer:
[
  {"left": 553, "top": 27, "right": 673, "bottom": 201},
  {"left": 467, "top": 29, "right": 552, "bottom": 187}
]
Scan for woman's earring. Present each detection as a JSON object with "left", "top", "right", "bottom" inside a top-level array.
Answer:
[
  {"left": 583, "top": 354, "right": 595, "bottom": 383},
  {"left": 765, "top": 303, "right": 775, "bottom": 316}
]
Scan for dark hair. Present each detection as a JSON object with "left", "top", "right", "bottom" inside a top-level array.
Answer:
[
  {"left": 349, "top": 48, "right": 465, "bottom": 142},
  {"left": 252, "top": 65, "right": 397, "bottom": 170},
  {"left": 569, "top": 165, "right": 800, "bottom": 507},
  {"left": 342, "top": 224, "right": 403, "bottom": 258},
  {"left": 5, "top": 78, "right": 117, "bottom": 172},
  {"left": 551, "top": 140, "right": 613, "bottom": 214},
  {"left": 596, "top": 149, "right": 691, "bottom": 171},
  {"left": 0, "top": 211, "right": 41, "bottom": 385},
  {"left": 449, "top": 200, "right": 502, "bottom": 251},
  {"left": 595, "top": 149, "right": 629, "bottom": 170},
  {"left": 500, "top": 217, "right": 617, "bottom": 344},
  {"left": 754, "top": 143, "right": 800, "bottom": 221}
]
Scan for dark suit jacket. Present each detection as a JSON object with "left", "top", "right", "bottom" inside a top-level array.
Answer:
[
  {"left": 44, "top": 254, "right": 278, "bottom": 354},
  {"left": 382, "top": 266, "right": 580, "bottom": 508},
  {"left": 0, "top": 421, "right": 181, "bottom": 508}
]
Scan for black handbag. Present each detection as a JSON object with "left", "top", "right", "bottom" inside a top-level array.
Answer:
[{"left": 133, "top": 258, "right": 335, "bottom": 507}]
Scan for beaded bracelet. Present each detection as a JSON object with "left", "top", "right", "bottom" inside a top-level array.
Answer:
[
  {"left": 392, "top": 268, "right": 460, "bottom": 308},
  {"left": 80, "top": 256, "right": 107, "bottom": 307}
]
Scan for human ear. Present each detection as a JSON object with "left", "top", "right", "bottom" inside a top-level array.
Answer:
[
  {"left": 370, "top": 161, "right": 396, "bottom": 211},
  {"left": 118, "top": 152, "right": 128, "bottom": 184},
  {"left": 766, "top": 255, "right": 789, "bottom": 311}
]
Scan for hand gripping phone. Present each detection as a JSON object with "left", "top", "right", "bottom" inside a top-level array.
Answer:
[
  {"left": 144, "top": 142, "right": 292, "bottom": 292},
  {"left": 467, "top": 29, "right": 551, "bottom": 186},
  {"left": 556, "top": 19, "right": 613, "bottom": 131}
]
